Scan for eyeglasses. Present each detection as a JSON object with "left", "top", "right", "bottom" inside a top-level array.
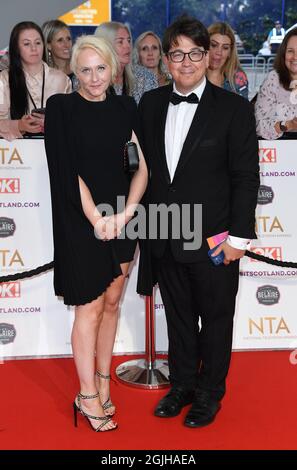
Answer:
[{"left": 167, "top": 49, "right": 207, "bottom": 63}]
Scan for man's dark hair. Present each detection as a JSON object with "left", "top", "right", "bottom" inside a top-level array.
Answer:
[{"left": 162, "top": 15, "right": 210, "bottom": 54}]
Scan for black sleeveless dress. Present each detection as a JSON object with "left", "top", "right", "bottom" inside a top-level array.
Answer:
[{"left": 45, "top": 92, "right": 138, "bottom": 306}]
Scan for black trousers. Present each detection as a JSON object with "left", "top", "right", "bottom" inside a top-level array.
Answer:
[{"left": 155, "top": 244, "right": 239, "bottom": 401}]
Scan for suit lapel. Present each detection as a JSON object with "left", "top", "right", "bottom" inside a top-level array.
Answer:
[
  {"left": 172, "top": 80, "right": 216, "bottom": 182},
  {"left": 155, "top": 85, "right": 172, "bottom": 184}
]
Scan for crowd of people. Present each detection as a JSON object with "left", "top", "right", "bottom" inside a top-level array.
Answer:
[
  {"left": 1, "top": 18, "right": 296, "bottom": 142},
  {"left": 0, "top": 15, "right": 296, "bottom": 432}
]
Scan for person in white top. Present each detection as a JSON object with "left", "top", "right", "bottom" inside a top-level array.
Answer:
[
  {"left": 137, "top": 15, "right": 259, "bottom": 428},
  {"left": 255, "top": 27, "right": 297, "bottom": 139},
  {"left": 267, "top": 20, "right": 286, "bottom": 54},
  {"left": 0, "top": 21, "right": 71, "bottom": 141}
]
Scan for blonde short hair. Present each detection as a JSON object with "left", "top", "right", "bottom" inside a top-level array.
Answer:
[{"left": 71, "top": 35, "right": 119, "bottom": 81}]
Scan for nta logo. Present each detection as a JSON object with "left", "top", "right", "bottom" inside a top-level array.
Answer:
[
  {"left": 256, "top": 285, "right": 280, "bottom": 305},
  {"left": 259, "top": 148, "right": 277, "bottom": 163},
  {"left": 0, "top": 323, "right": 16, "bottom": 345},
  {"left": 0, "top": 217, "right": 16, "bottom": 238},
  {"left": 249, "top": 317, "right": 290, "bottom": 335},
  {"left": 0, "top": 249, "right": 24, "bottom": 268},
  {"left": 255, "top": 216, "right": 284, "bottom": 234},
  {"left": 0, "top": 147, "right": 23, "bottom": 165}
]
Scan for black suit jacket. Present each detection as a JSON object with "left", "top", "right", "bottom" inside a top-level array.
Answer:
[{"left": 137, "top": 80, "right": 260, "bottom": 292}]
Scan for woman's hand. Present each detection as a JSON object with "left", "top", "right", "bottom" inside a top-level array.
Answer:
[
  {"left": 94, "top": 217, "right": 107, "bottom": 240},
  {"left": 114, "top": 211, "right": 128, "bottom": 233},
  {"left": 30, "top": 112, "right": 45, "bottom": 132},
  {"left": 18, "top": 114, "right": 44, "bottom": 134},
  {"left": 288, "top": 117, "right": 297, "bottom": 131},
  {"left": 100, "top": 212, "right": 127, "bottom": 241}
]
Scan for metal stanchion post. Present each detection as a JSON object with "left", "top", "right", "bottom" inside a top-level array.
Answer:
[{"left": 115, "top": 290, "right": 170, "bottom": 389}]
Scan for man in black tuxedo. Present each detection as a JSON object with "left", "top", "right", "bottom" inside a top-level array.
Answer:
[{"left": 138, "top": 16, "right": 259, "bottom": 427}]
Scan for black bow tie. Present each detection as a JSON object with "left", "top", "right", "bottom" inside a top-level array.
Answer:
[{"left": 170, "top": 92, "right": 199, "bottom": 105}]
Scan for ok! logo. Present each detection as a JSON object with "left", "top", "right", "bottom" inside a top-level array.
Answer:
[
  {"left": 249, "top": 246, "right": 282, "bottom": 262},
  {"left": 0, "top": 282, "right": 21, "bottom": 298},
  {"left": 258, "top": 148, "right": 277, "bottom": 164},
  {"left": 0, "top": 178, "right": 20, "bottom": 193}
]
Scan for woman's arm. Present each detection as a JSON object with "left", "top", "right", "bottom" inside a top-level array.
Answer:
[
  {"left": 274, "top": 117, "right": 297, "bottom": 134},
  {"left": 255, "top": 71, "right": 286, "bottom": 140},
  {"left": 78, "top": 176, "right": 107, "bottom": 240},
  {"left": 0, "top": 71, "right": 43, "bottom": 140},
  {"left": 0, "top": 119, "right": 23, "bottom": 141},
  {"left": 104, "top": 130, "right": 148, "bottom": 240}
]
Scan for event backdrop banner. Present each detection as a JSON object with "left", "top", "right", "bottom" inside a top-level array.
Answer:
[
  {"left": 233, "top": 140, "right": 297, "bottom": 349},
  {"left": 152, "top": 140, "right": 297, "bottom": 352},
  {"left": 0, "top": 139, "right": 296, "bottom": 358},
  {"left": 59, "top": 0, "right": 111, "bottom": 26}
]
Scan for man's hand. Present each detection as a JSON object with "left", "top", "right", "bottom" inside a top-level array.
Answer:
[{"left": 211, "top": 241, "right": 245, "bottom": 266}]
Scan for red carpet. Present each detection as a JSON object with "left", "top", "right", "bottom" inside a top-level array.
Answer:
[{"left": 0, "top": 351, "right": 296, "bottom": 450}]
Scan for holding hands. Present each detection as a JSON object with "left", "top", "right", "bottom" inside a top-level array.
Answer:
[{"left": 95, "top": 212, "right": 127, "bottom": 241}]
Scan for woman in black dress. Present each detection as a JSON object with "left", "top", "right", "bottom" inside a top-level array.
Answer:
[{"left": 44, "top": 35, "right": 148, "bottom": 432}]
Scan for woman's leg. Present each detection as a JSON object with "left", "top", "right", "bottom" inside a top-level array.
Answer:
[
  {"left": 72, "top": 294, "right": 117, "bottom": 430},
  {"left": 95, "top": 262, "right": 130, "bottom": 413}
]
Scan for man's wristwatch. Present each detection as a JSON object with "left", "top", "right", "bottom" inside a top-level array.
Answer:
[{"left": 279, "top": 121, "right": 288, "bottom": 132}]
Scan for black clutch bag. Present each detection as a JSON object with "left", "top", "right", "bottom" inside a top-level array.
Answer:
[{"left": 124, "top": 141, "right": 139, "bottom": 174}]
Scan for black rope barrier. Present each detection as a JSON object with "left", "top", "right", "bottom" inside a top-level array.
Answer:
[
  {"left": 0, "top": 262, "right": 54, "bottom": 282},
  {"left": 0, "top": 251, "right": 297, "bottom": 284},
  {"left": 245, "top": 250, "right": 297, "bottom": 267}
]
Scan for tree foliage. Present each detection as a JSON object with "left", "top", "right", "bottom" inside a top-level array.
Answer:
[{"left": 112, "top": 0, "right": 297, "bottom": 53}]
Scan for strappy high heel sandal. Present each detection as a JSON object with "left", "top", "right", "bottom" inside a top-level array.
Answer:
[
  {"left": 73, "top": 391, "right": 117, "bottom": 432},
  {"left": 95, "top": 371, "right": 116, "bottom": 416}
]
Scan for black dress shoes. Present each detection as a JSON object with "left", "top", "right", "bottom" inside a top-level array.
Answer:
[
  {"left": 184, "top": 391, "right": 221, "bottom": 428},
  {"left": 154, "top": 386, "right": 195, "bottom": 418}
]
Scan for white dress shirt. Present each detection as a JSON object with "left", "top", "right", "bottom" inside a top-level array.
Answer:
[
  {"left": 164, "top": 78, "right": 250, "bottom": 250},
  {"left": 165, "top": 79, "right": 205, "bottom": 182}
]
